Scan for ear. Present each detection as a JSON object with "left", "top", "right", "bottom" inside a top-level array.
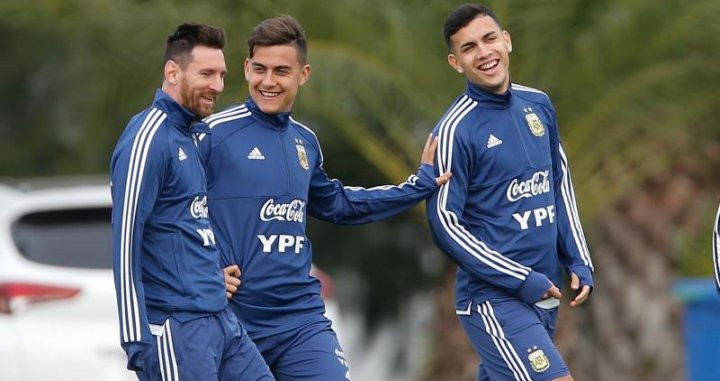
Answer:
[
  {"left": 299, "top": 64, "right": 311, "bottom": 86},
  {"left": 164, "top": 60, "right": 180, "bottom": 85},
  {"left": 244, "top": 58, "right": 251, "bottom": 81},
  {"left": 503, "top": 30, "right": 512, "bottom": 53},
  {"left": 447, "top": 54, "right": 463, "bottom": 74}
]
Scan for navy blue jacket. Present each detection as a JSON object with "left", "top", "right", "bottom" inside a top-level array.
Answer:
[
  {"left": 198, "top": 99, "right": 437, "bottom": 338},
  {"left": 426, "top": 82, "right": 594, "bottom": 314},
  {"left": 110, "top": 90, "right": 227, "bottom": 351}
]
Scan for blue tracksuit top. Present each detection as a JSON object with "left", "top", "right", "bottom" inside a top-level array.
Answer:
[
  {"left": 426, "top": 82, "right": 595, "bottom": 313},
  {"left": 110, "top": 89, "right": 227, "bottom": 346},
  {"left": 197, "top": 98, "right": 438, "bottom": 338}
]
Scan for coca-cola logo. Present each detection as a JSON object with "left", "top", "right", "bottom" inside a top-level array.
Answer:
[
  {"left": 260, "top": 199, "right": 305, "bottom": 223},
  {"left": 190, "top": 195, "right": 209, "bottom": 219},
  {"left": 506, "top": 170, "right": 550, "bottom": 202}
]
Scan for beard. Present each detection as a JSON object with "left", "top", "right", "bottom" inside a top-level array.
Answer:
[{"left": 179, "top": 81, "right": 215, "bottom": 118}]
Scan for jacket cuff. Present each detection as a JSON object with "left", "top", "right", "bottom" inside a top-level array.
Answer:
[
  {"left": 416, "top": 163, "right": 437, "bottom": 189},
  {"left": 517, "top": 271, "right": 552, "bottom": 304},
  {"left": 122, "top": 341, "right": 152, "bottom": 371},
  {"left": 569, "top": 265, "right": 594, "bottom": 289}
]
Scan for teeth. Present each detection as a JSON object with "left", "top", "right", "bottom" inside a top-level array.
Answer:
[
  {"left": 480, "top": 60, "right": 498, "bottom": 70},
  {"left": 260, "top": 90, "right": 279, "bottom": 98}
]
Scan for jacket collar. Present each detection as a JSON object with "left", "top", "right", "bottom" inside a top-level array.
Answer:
[
  {"left": 245, "top": 97, "right": 292, "bottom": 130},
  {"left": 151, "top": 89, "right": 197, "bottom": 133},
  {"left": 465, "top": 81, "right": 512, "bottom": 109}
]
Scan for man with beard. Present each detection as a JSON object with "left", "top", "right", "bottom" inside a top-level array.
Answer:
[{"left": 110, "top": 23, "right": 273, "bottom": 381}]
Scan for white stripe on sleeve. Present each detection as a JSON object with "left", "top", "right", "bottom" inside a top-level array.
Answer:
[
  {"left": 119, "top": 108, "right": 166, "bottom": 342},
  {"left": 435, "top": 97, "right": 531, "bottom": 280}
]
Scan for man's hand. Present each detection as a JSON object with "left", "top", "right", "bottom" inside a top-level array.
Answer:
[
  {"left": 223, "top": 264, "right": 241, "bottom": 299},
  {"left": 569, "top": 272, "right": 591, "bottom": 308},
  {"left": 421, "top": 134, "right": 452, "bottom": 186},
  {"left": 542, "top": 282, "right": 562, "bottom": 300}
]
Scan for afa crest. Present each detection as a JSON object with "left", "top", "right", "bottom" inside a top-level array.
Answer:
[
  {"left": 525, "top": 112, "right": 545, "bottom": 137},
  {"left": 527, "top": 346, "right": 550, "bottom": 373},
  {"left": 295, "top": 138, "right": 309, "bottom": 170}
]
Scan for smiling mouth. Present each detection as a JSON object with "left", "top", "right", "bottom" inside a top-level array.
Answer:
[
  {"left": 259, "top": 90, "right": 280, "bottom": 98},
  {"left": 479, "top": 59, "right": 499, "bottom": 72}
]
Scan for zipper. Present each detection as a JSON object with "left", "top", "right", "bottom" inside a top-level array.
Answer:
[
  {"left": 278, "top": 131, "right": 290, "bottom": 194},
  {"left": 507, "top": 109, "right": 532, "bottom": 166}
]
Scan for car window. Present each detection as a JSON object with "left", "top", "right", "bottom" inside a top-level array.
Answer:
[{"left": 12, "top": 207, "right": 112, "bottom": 269}]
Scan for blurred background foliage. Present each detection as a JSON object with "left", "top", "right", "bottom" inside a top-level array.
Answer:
[{"left": 1, "top": 0, "right": 719, "bottom": 379}]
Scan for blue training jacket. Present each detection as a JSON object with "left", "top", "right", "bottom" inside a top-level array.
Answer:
[
  {"left": 198, "top": 98, "right": 437, "bottom": 338},
  {"left": 426, "top": 82, "right": 594, "bottom": 314},
  {"left": 110, "top": 89, "right": 227, "bottom": 349}
]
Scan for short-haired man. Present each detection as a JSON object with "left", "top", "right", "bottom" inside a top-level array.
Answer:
[
  {"left": 110, "top": 23, "right": 272, "bottom": 380},
  {"left": 426, "top": 4, "right": 595, "bottom": 381},
  {"left": 198, "top": 15, "right": 449, "bottom": 381}
]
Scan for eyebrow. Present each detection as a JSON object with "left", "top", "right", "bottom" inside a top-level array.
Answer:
[
  {"left": 458, "top": 31, "right": 498, "bottom": 50},
  {"left": 250, "top": 61, "right": 292, "bottom": 72}
]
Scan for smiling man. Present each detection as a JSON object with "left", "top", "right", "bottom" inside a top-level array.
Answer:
[
  {"left": 426, "top": 4, "right": 595, "bottom": 381},
  {"left": 197, "top": 15, "right": 450, "bottom": 381},
  {"left": 110, "top": 23, "right": 272, "bottom": 380}
]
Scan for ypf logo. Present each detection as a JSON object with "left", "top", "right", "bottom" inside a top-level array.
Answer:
[
  {"left": 260, "top": 199, "right": 306, "bottom": 223},
  {"left": 506, "top": 170, "right": 550, "bottom": 202},
  {"left": 190, "top": 195, "right": 209, "bottom": 219}
]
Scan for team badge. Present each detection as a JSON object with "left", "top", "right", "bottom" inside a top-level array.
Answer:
[
  {"left": 527, "top": 346, "right": 550, "bottom": 373},
  {"left": 295, "top": 138, "right": 309, "bottom": 170},
  {"left": 525, "top": 112, "right": 545, "bottom": 137}
]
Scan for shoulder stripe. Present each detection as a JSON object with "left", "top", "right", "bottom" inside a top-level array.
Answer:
[
  {"left": 713, "top": 202, "right": 720, "bottom": 290},
  {"left": 435, "top": 97, "right": 531, "bottom": 279},
  {"left": 479, "top": 302, "right": 532, "bottom": 380},
  {"left": 119, "top": 107, "right": 166, "bottom": 342},
  {"left": 203, "top": 105, "right": 248, "bottom": 124},
  {"left": 558, "top": 144, "right": 593, "bottom": 270},
  {"left": 207, "top": 109, "right": 252, "bottom": 128},
  {"left": 197, "top": 107, "right": 252, "bottom": 142},
  {"left": 511, "top": 83, "right": 547, "bottom": 96}
]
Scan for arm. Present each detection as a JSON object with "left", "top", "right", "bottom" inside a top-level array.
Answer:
[
  {"left": 110, "top": 117, "right": 166, "bottom": 371},
  {"left": 548, "top": 110, "right": 595, "bottom": 306},
  {"left": 426, "top": 124, "right": 553, "bottom": 304},
  {"left": 308, "top": 135, "right": 448, "bottom": 225}
]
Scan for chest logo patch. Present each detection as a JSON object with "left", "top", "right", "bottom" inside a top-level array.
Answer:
[
  {"left": 178, "top": 147, "right": 187, "bottom": 161},
  {"left": 295, "top": 138, "right": 309, "bottom": 170},
  {"left": 527, "top": 346, "right": 550, "bottom": 373},
  {"left": 248, "top": 147, "right": 265, "bottom": 160},
  {"left": 525, "top": 112, "right": 545, "bottom": 137},
  {"left": 487, "top": 134, "right": 503, "bottom": 148}
]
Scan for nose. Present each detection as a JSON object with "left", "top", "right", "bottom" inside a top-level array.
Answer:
[
  {"left": 261, "top": 71, "right": 276, "bottom": 87},
  {"left": 209, "top": 75, "right": 224, "bottom": 93},
  {"left": 477, "top": 43, "right": 492, "bottom": 59}
]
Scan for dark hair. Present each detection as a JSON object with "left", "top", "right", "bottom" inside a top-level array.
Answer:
[
  {"left": 247, "top": 15, "right": 308, "bottom": 64},
  {"left": 165, "top": 23, "right": 226, "bottom": 67},
  {"left": 443, "top": 4, "right": 502, "bottom": 48}
]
